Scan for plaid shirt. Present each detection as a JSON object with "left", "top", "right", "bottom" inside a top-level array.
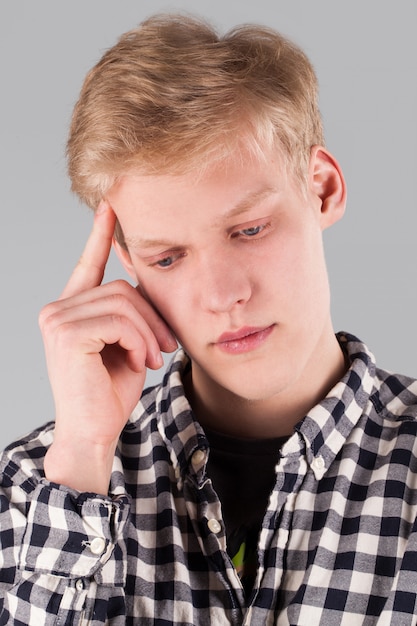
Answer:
[{"left": 1, "top": 332, "right": 417, "bottom": 625}]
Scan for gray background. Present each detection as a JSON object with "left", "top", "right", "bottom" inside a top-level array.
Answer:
[{"left": 1, "top": 1, "right": 416, "bottom": 449}]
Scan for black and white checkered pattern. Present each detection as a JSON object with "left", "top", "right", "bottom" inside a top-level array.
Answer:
[{"left": 1, "top": 332, "right": 417, "bottom": 624}]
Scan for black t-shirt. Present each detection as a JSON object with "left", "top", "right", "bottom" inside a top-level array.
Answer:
[{"left": 204, "top": 427, "right": 287, "bottom": 598}]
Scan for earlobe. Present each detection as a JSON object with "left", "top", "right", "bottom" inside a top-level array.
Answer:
[
  {"left": 309, "top": 145, "right": 347, "bottom": 230},
  {"left": 112, "top": 237, "right": 137, "bottom": 281}
]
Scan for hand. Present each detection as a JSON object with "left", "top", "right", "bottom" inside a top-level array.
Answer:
[{"left": 41, "top": 202, "right": 177, "bottom": 493}]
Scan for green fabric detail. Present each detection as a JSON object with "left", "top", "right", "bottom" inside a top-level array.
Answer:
[{"left": 232, "top": 541, "right": 246, "bottom": 570}]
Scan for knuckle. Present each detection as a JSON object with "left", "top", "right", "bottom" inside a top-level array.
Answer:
[
  {"left": 53, "top": 320, "right": 75, "bottom": 343},
  {"left": 77, "top": 253, "right": 102, "bottom": 275},
  {"left": 38, "top": 302, "right": 60, "bottom": 332},
  {"left": 109, "top": 313, "right": 123, "bottom": 326},
  {"left": 106, "top": 292, "right": 130, "bottom": 312},
  {"left": 112, "top": 279, "right": 135, "bottom": 295},
  {"left": 38, "top": 305, "right": 77, "bottom": 347},
  {"left": 52, "top": 320, "right": 88, "bottom": 352},
  {"left": 106, "top": 282, "right": 140, "bottom": 312}
]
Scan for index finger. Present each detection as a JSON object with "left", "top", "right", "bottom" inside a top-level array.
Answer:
[{"left": 60, "top": 201, "right": 117, "bottom": 300}]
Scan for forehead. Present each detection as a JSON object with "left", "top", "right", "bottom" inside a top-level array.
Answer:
[{"left": 108, "top": 145, "right": 289, "bottom": 215}]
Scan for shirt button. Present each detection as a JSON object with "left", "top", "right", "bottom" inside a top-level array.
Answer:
[
  {"left": 191, "top": 449, "right": 206, "bottom": 465},
  {"left": 75, "top": 579, "right": 84, "bottom": 592},
  {"left": 90, "top": 537, "right": 106, "bottom": 555},
  {"left": 207, "top": 518, "right": 222, "bottom": 534},
  {"left": 312, "top": 455, "right": 325, "bottom": 470}
]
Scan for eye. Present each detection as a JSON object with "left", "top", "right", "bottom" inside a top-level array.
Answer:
[
  {"left": 156, "top": 256, "right": 174, "bottom": 268},
  {"left": 241, "top": 225, "right": 263, "bottom": 237},
  {"left": 149, "top": 250, "right": 185, "bottom": 269},
  {"left": 232, "top": 223, "right": 270, "bottom": 239}
]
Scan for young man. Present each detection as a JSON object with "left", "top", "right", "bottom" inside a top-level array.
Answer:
[{"left": 1, "top": 12, "right": 417, "bottom": 626}]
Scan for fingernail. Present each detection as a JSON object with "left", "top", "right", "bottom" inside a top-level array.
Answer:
[{"left": 155, "top": 351, "right": 164, "bottom": 368}]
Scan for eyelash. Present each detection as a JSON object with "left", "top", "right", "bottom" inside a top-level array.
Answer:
[
  {"left": 149, "top": 222, "right": 270, "bottom": 269},
  {"left": 151, "top": 251, "right": 185, "bottom": 269},
  {"left": 232, "top": 223, "right": 269, "bottom": 239}
]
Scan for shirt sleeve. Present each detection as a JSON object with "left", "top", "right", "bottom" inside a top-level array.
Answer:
[{"left": 0, "top": 445, "right": 131, "bottom": 625}]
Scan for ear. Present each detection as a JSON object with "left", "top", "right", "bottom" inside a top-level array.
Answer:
[
  {"left": 112, "top": 237, "right": 137, "bottom": 281},
  {"left": 308, "top": 145, "right": 347, "bottom": 230}
]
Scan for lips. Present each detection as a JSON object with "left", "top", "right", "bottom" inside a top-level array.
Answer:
[{"left": 215, "top": 325, "right": 275, "bottom": 354}]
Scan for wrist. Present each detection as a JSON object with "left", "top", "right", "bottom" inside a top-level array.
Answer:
[{"left": 44, "top": 438, "right": 117, "bottom": 495}]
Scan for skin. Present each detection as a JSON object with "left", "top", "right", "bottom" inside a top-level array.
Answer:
[{"left": 42, "top": 144, "right": 347, "bottom": 495}]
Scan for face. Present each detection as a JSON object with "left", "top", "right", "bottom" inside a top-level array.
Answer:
[{"left": 108, "top": 146, "right": 345, "bottom": 421}]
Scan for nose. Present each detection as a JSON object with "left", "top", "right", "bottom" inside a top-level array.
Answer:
[{"left": 197, "top": 249, "right": 252, "bottom": 313}]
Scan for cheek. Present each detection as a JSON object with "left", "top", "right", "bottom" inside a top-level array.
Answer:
[
  {"left": 139, "top": 275, "right": 192, "bottom": 335},
  {"left": 273, "top": 227, "right": 329, "bottom": 300}
]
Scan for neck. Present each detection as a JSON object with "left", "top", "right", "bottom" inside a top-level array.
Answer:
[{"left": 184, "top": 331, "right": 348, "bottom": 440}]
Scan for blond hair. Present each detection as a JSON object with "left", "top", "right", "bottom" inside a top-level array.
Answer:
[{"left": 67, "top": 12, "right": 324, "bottom": 210}]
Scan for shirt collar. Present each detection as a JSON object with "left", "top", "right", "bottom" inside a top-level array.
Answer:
[
  {"left": 142, "top": 352, "right": 206, "bottom": 485},
  {"left": 295, "top": 331, "right": 376, "bottom": 479}
]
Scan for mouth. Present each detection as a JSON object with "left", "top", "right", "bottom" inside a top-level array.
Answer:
[{"left": 215, "top": 324, "right": 275, "bottom": 354}]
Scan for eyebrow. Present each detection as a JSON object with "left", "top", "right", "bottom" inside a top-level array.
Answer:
[
  {"left": 124, "top": 235, "right": 179, "bottom": 250},
  {"left": 222, "top": 186, "right": 279, "bottom": 219},
  {"left": 124, "top": 185, "right": 279, "bottom": 250}
]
